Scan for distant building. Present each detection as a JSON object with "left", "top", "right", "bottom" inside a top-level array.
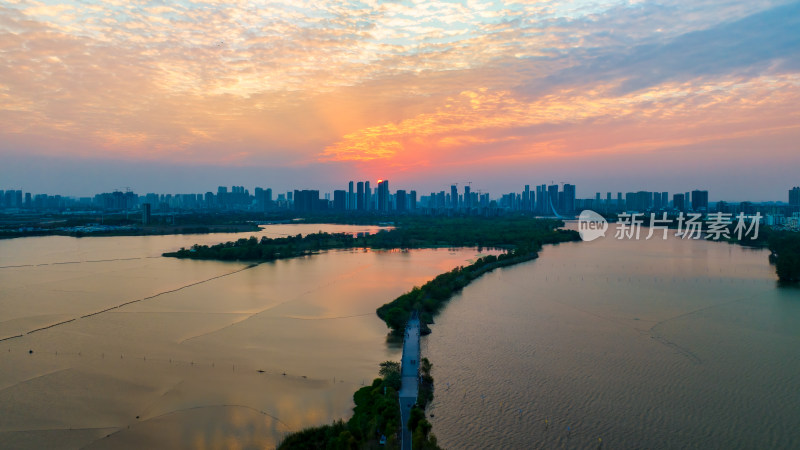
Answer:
[
  {"left": 357, "top": 182, "right": 365, "bottom": 210},
  {"left": 535, "top": 185, "right": 547, "bottom": 215},
  {"left": 691, "top": 190, "right": 709, "bottom": 212},
  {"left": 377, "top": 180, "right": 389, "bottom": 212},
  {"left": 396, "top": 190, "right": 407, "bottom": 212},
  {"left": 790, "top": 187, "right": 800, "bottom": 206},
  {"left": 294, "top": 190, "right": 321, "bottom": 213},
  {"left": 142, "top": 203, "right": 151, "bottom": 225},
  {"left": 364, "top": 181, "right": 371, "bottom": 210},
  {"left": 547, "top": 185, "right": 559, "bottom": 214},
  {"left": 562, "top": 184, "right": 576, "bottom": 214},
  {"left": 673, "top": 193, "right": 685, "bottom": 211},
  {"left": 333, "top": 190, "right": 347, "bottom": 211},
  {"left": 348, "top": 181, "right": 354, "bottom": 210}
]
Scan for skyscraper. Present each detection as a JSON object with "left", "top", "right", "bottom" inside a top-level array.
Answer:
[
  {"left": 333, "top": 190, "right": 347, "bottom": 211},
  {"left": 547, "top": 185, "right": 559, "bottom": 214},
  {"left": 523, "top": 185, "right": 531, "bottom": 211},
  {"left": 535, "top": 185, "right": 547, "bottom": 215},
  {"left": 357, "top": 182, "right": 364, "bottom": 210},
  {"left": 364, "top": 181, "right": 371, "bottom": 210},
  {"left": 377, "top": 180, "right": 389, "bottom": 212},
  {"left": 348, "top": 181, "right": 354, "bottom": 210},
  {"left": 450, "top": 185, "right": 458, "bottom": 209},
  {"left": 562, "top": 184, "right": 576, "bottom": 214},
  {"left": 294, "top": 190, "right": 320, "bottom": 212},
  {"left": 396, "top": 190, "right": 407, "bottom": 212}
]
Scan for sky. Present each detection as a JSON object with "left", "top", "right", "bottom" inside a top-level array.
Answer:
[{"left": 1, "top": 0, "right": 799, "bottom": 200}]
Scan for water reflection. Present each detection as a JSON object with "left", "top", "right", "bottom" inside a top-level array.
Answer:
[{"left": 0, "top": 225, "right": 492, "bottom": 449}]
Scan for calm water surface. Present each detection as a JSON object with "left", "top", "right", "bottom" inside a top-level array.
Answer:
[
  {"left": 0, "top": 225, "right": 493, "bottom": 449},
  {"left": 426, "top": 227, "right": 800, "bottom": 449},
  {"left": 2, "top": 224, "right": 798, "bottom": 449}
]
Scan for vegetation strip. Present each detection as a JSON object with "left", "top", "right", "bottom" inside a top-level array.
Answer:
[{"left": 167, "top": 217, "right": 581, "bottom": 449}]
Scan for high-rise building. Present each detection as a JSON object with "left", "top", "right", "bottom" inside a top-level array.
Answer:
[
  {"left": 333, "top": 190, "right": 347, "bottom": 211},
  {"left": 464, "top": 185, "right": 471, "bottom": 209},
  {"left": 377, "top": 180, "right": 389, "bottom": 212},
  {"left": 632, "top": 191, "right": 652, "bottom": 212},
  {"left": 523, "top": 185, "right": 531, "bottom": 211},
  {"left": 142, "top": 203, "right": 151, "bottom": 225},
  {"left": 348, "top": 181, "right": 354, "bottom": 210},
  {"left": 562, "top": 184, "right": 576, "bottom": 214},
  {"left": 673, "top": 193, "right": 685, "bottom": 211},
  {"left": 356, "top": 182, "right": 364, "bottom": 210},
  {"left": 789, "top": 187, "right": 800, "bottom": 206},
  {"left": 294, "top": 190, "right": 321, "bottom": 212},
  {"left": 661, "top": 192, "right": 668, "bottom": 209},
  {"left": 547, "top": 185, "right": 559, "bottom": 214},
  {"left": 691, "top": 190, "right": 709, "bottom": 212},
  {"left": 410, "top": 190, "right": 417, "bottom": 210},
  {"left": 450, "top": 185, "right": 458, "bottom": 209},
  {"left": 364, "top": 181, "right": 371, "bottom": 210},
  {"left": 535, "top": 185, "right": 545, "bottom": 214},
  {"left": 396, "top": 190, "right": 407, "bottom": 212}
]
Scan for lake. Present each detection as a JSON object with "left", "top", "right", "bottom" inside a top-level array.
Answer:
[
  {"left": 1, "top": 224, "right": 798, "bottom": 449},
  {"left": 425, "top": 226, "right": 800, "bottom": 449},
  {"left": 0, "top": 225, "right": 492, "bottom": 449}
]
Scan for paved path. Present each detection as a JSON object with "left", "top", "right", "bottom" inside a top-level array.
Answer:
[{"left": 399, "top": 312, "right": 420, "bottom": 450}]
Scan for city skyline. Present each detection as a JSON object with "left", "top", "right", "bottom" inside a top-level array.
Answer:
[
  {"left": 4, "top": 181, "right": 800, "bottom": 213},
  {"left": 1, "top": 1, "right": 799, "bottom": 200}
]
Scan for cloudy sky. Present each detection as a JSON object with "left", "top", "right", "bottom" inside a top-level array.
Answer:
[{"left": 1, "top": 0, "right": 798, "bottom": 200}]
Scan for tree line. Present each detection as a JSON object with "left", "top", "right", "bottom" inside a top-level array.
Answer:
[{"left": 278, "top": 360, "right": 442, "bottom": 450}]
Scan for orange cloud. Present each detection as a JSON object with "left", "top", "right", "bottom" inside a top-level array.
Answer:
[{"left": 319, "top": 74, "right": 800, "bottom": 170}]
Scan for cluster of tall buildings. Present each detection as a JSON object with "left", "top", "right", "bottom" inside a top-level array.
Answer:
[
  {"left": 2, "top": 185, "right": 799, "bottom": 219},
  {"left": 574, "top": 189, "right": 710, "bottom": 214},
  {"left": 327, "top": 180, "right": 405, "bottom": 213}
]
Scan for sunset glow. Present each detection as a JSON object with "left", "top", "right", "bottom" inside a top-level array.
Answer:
[{"left": 1, "top": 0, "right": 799, "bottom": 198}]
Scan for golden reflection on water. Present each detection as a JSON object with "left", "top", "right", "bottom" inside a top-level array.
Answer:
[{"left": 0, "top": 225, "right": 495, "bottom": 449}]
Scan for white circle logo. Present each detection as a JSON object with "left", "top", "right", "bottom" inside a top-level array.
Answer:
[{"left": 578, "top": 210, "right": 608, "bottom": 241}]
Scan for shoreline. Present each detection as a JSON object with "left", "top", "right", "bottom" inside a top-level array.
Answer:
[{"left": 276, "top": 219, "right": 580, "bottom": 449}]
